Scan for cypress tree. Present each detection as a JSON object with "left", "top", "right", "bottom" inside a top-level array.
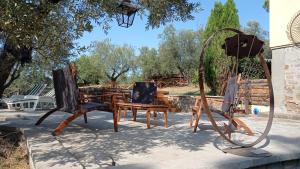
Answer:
[
  {"left": 222, "top": 0, "right": 240, "bottom": 29},
  {"left": 202, "top": 0, "right": 240, "bottom": 95}
]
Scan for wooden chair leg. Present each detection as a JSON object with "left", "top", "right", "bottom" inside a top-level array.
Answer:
[
  {"left": 164, "top": 111, "right": 168, "bottom": 128},
  {"left": 113, "top": 108, "right": 118, "bottom": 132},
  {"left": 146, "top": 110, "right": 151, "bottom": 129},
  {"left": 232, "top": 118, "right": 254, "bottom": 136},
  {"left": 124, "top": 108, "right": 127, "bottom": 120},
  {"left": 224, "top": 123, "right": 232, "bottom": 139},
  {"left": 190, "top": 110, "right": 196, "bottom": 128},
  {"left": 35, "top": 108, "right": 60, "bottom": 125},
  {"left": 83, "top": 113, "right": 88, "bottom": 123},
  {"left": 52, "top": 110, "right": 85, "bottom": 136},
  {"left": 118, "top": 108, "right": 121, "bottom": 122},
  {"left": 133, "top": 109, "right": 137, "bottom": 121},
  {"left": 193, "top": 103, "right": 203, "bottom": 133},
  {"left": 153, "top": 111, "right": 157, "bottom": 119},
  {"left": 193, "top": 112, "right": 200, "bottom": 132}
]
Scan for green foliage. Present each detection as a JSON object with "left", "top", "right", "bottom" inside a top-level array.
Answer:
[
  {"left": 239, "top": 57, "right": 266, "bottom": 79},
  {"left": 243, "top": 20, "right": 268, "bottom": 40},
  {"left": 75, "top": 55, "right": 103, "bottom": 85},
  {"left": 0, "top": 0, "right": 200, "bottom": 55},
  {"left": 139, "top": 0, "right": 201, "bottom": 29},
  {"left": 94, "top": 40, "right": 136, "bottom": 83},
  {"left": 4, "top": 64, "right": 52, "bottom": 96},
  {"left": 222, "top": 0, "right": 240, "bottom": 28},
  {"left": 263, "top": 0, "right": 269, "bottom": 12},
  {"left": 157, "top": 25, "right": 201, "bottom": 82},
  {"left": 0, "top": 0, "right": 200, "bottom": 97},
  {"left": 76, "top": 39, "right": 136, "bottom": 85},
  {"left": 240, "top": 20, "right": 270, "bottom": 79},
  {"left": 243, "top": 20, "right": 271, "bottom": 59},
  {"left": 202, "top": 0, "right": 240, "bottom": 95},
  {"left": 138, "top": 47, "right": 161, "bottom": 79}
]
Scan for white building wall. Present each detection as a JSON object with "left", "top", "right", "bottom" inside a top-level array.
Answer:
[
  {"left": 270, "top": 0, "right": 300, "bottom": 48},
  {"left": 270, "top": 0, "right": 300, "bottom": 118}
]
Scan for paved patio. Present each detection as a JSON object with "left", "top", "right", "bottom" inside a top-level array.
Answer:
[{"left": 0, "top": 109, "right": 300, "bottom": 169}]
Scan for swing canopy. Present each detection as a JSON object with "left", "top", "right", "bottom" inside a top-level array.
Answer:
[{"left": 222, "top": 33, "right": 264, "bottom": 59}]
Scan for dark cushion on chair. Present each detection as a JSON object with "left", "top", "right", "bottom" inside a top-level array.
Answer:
[{"left": 80, "top": 102, "right": 109, "bottom": 112}]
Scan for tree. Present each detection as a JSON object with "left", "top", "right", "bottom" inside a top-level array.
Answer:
[
  {"left": 138, "top": 47, "right": 161, "bottom": 79},
  {"left": 158, "top": 25, "right": 181, "bottom": 77},
  {"left": 0, "top": 0, "right": 200, "bottom": 97},
  {"left": 4, "top": 64, "right": 53, "bottom": 96},
  {"left": 92, "top": 39, "right": 136, "bottom": 86},
  {"left": 75, "top": 55, "right": 103, "bottom": 86},
  {"left": 158, "top": 25, "right": 200, "bottom": 82},
  {"left": 263, "top": 0, "right": 269, "bottom": 12},
  {"left": 241, "top": 20, "right": 271, "bottom": 79},
  {"left": 243, "top": 20, "right": 268, "bottom": 40},
  {"left": 243, "top": 20, "right": 270, "bottom": 59},
  {"left": 202, "top": 0, "right": 240, "bottom": 95}
]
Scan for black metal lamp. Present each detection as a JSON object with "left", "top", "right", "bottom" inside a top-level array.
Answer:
[{"left": 116, "top": 0, "right": 139, "bottom": 28}]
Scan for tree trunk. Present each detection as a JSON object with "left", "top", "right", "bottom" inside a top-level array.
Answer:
[
  {"left": 0, "top": 42, "right": 31, "bottom": 98},
  {"left": 110, "top": 80, "right": 117, "bottom": 88},
  {"left": 0, "top": 54, "right": 18, "bottom": 98}
]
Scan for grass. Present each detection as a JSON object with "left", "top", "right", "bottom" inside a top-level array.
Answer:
[
  {"left": 0, "top": 146, "right": 29, "bottom": 169},
  {"left": 158, "top": 85, "right": 201, "bottom": 96},
  {"left": 0, "top": 128, "right": 29, "bottom": 169}
]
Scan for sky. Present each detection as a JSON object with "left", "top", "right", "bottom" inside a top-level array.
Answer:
[{"left": 77, "top": 0, "right": 269, "bottom": 55}]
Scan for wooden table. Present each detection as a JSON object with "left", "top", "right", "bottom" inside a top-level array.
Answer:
[{"left": 113, "top": 102, "right": 169, "bottom": 132}]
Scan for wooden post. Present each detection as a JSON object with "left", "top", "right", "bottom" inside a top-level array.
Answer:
[
  {"left": 193, "top": 99, "right": 203, "bottom": 133},
  {"left": 146, "top": 110, "right": 151, "bottom": 129},
  {"left": 113, "top": 108, "right": 118, "bottom": 132}
]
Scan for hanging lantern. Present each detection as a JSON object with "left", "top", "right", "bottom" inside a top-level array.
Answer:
[{"left": 116, "top": 0, "right": 139, "bottom": 28}]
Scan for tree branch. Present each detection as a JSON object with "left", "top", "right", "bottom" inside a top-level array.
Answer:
[
  {"left": 104, "top": 71, "right": 111, "bottom": 80},
  {"left": 114, "top": 67, "right": 130, "bottom": 80},
  {"left": 3, "top": 62, "right": 21, "bottom": 89}
]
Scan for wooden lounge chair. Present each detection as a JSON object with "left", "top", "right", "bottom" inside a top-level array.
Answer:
[
  {"left": 191, "top": 75, "right": 254, "bottom": 135},
  {"left": 3, "top": 83, "right": 47, "bottom": 110},
  {"left": 35, "top": 64, "right": 108, "bottom": 136}
]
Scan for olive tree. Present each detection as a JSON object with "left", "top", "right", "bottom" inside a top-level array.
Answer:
[{"left": 0, "top": 0, "right": 200, "bottom": 97}]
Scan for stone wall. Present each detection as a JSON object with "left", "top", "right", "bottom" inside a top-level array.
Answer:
[
  {"left": 167, "top": 95, "right": 195, "bottom": 113},
  {"left": 156, "top": 95, "right": 224, "bottom": 113},
  {"left": 283, "top": 48, "right": 300, "bottom": 115},
  {"left": 272, "top": 47, "right": 300, "bottom": 119},
  {"left": 78, "top": 86, "right": 270, "bottom": 114}
]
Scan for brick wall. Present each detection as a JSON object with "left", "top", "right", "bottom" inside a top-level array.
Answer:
[
  {"left": 272, "top": 47, "right": 300, "bottom": 119},
  {"left": 284, "top": 49, "right": 300, "bottom": 115}
]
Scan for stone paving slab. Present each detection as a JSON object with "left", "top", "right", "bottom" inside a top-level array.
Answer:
[{"left": 0, "top": 109, "right": 300, "bottom": 169}]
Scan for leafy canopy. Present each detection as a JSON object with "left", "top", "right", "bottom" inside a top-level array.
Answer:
[
  {"left": 76, "top": 39, "right": 136, "bottom": 85},
  {"left": 0, "top": 0, "right": 200, "bottom": 96}
]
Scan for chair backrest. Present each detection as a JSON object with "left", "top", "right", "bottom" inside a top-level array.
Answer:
[
  {"left": 53, "top": 64, "right": 80, "bottom": 112},
  {"left": 43, "top": 89, "right": 55, "bottom": 97},
  {"left": 132, "top": 82, "right": 157, "bottom": 104},
  {"left": 27, "top": 84, "right": 47, "bottom": 95},
  {"left": 221, "top": 74, "right": 241, "bottom": 112}
]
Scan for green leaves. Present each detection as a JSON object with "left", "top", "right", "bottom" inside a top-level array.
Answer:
[
  {"left": 140, "top": 0, "right": 201, "bottom": 29},
  {"left": 138, "top": 47, "right": 161, "bottom": 79},
  {"left": 0, "top": 0, "right": 200, "bottom": 95},
  {"left": 76, "top": 39, "right": 136, "bottom": 85},
  {"left": 138, "top": 25, "right": 201, "bottom": 82},
  {"left": 76, "top": 55, "right": 103, "bottom": 85},
  {"left": 263, "top": 0, "right": 269, "bottom": 12},
  {"left": 203, "top": 0, "right": 240, "bottom": 95}
]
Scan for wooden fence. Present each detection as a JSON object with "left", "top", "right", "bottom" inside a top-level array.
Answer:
[{"left": 239, "top": 79, "right": 270, "bottom": 106}]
